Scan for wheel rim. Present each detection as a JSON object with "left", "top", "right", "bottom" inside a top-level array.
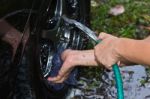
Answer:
[{"left": 38, "top": 0, "right": 87, "bottom": 90}]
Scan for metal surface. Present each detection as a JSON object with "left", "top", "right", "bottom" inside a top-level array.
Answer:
[
  {"left": 49, "top": 0, "right": 62, "bottom": 30},
  {"left": 62, "top": 15, "right": 124, "bottom": 99},
  {"left": 40, "top": 0, "right": 84, "bottom": 77},
  {"left": 62, "top": 15, "right": 98, "bottom": 42}
]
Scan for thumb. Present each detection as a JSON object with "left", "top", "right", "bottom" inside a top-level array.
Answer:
[
  {"left": 61, "top": 49, "right": 72, "bottom": 61},
  {"left": 98, "top": 32, "right": 113, "bottom": 40}
]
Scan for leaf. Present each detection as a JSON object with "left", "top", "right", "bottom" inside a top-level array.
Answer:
[{"left": 142, "top": 15, "right": 150, "bottom": 22}]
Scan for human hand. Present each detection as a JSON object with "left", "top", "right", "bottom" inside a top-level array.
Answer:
[
  {"left": 47, "top": 49, "right": 76, "bottom": 83},
  {"left": 47, "top": 49, "right": 98, "bottom": 83},
  {"left": 94, "top": 32, "right": 121, "bottom": 70}
]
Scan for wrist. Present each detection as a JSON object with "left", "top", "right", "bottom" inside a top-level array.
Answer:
[
  {"left": 69, "top": 50, "right": 79, "bottom": 67},
  {"left": 115, "top": 38, "right": 142, "bottom": 64},
  {"left": 114, "top": 38, "right": 127, "bottom": 59}
]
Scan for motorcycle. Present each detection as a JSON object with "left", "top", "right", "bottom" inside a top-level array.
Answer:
[{"left": 0, "top": 0, "right": 90, "bottom": 99}]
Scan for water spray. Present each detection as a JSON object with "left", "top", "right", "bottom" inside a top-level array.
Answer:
[{"left": 62, "top": 15, "right": 124, "bottom": 99}]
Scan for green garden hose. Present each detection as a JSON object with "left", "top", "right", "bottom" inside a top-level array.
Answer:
[
  {"left": 96, "top": 40, "right": 124, "bottom": 99},
  {"left": 61, "top": 15, "right": 124, "bottom": 99}
]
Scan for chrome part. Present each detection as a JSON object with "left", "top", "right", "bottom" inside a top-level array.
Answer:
[
  {"left": 50, "top": 0, "right": 63, "bottom": 30},
  {"left": 40, "top": 41, "right": 53, "bottom": 77},
  {"left": 40, "top": 0, "right": 85, "bottom": 78},
  {"left": 42, "top": 0, "right": 63, "bottom": 43},
  {"left": 55, "top": 0, "right": 62, "bottom": 18},
  {"left": 62, "top": 15, "right": 98, "bottom": 42},
  {"left": 44, "top": 48, "right": 53, "bottom": 77},
  {"left": 48, "top": 0, "right": 63, "bottom": 30}
]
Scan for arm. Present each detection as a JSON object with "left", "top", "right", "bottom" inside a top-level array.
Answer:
[
  {"left": 47, "top": 49, "right": 98, "bottom": 83},
  {"left": 69, "top": 50, "right": 98, "bottom": 66},
  {"left": 94, "top": 33, "right": 150, "bottom": 69},
  {"left": 117, "top": 37, "right": 150, "bottom": 66}
]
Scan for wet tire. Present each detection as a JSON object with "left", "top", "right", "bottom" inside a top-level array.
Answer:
[
  {"left": 0, "top": 0, "right": 90, "bottom": 99},
  {"left": 29, "top": 0, "right": 90, "bottom": 99}
]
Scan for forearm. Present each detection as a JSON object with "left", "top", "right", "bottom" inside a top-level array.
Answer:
[
  {"left": 118, "top": 38, "right": 150, "bottom": 66},
  {"left": 72, "top": 50, "right": 98, "bottom": 67}
]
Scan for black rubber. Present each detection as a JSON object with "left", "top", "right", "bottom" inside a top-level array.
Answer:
[{"left": 0, "top": 0, "right": 90, "bottom": 99}]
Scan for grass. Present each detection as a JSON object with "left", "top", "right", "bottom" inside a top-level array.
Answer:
[
  {"left": 81, "top": 0, "right": 150, "bottom": 80},
  {"left": 91, "top": 0, "right": 150, "bottom": 39}
]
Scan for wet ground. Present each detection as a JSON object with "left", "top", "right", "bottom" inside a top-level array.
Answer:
[{"left": 66, "top": 65, "right": 150, "bottom": 99}]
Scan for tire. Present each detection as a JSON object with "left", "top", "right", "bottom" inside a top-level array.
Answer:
[
  {"left": 29, "top": 0, "right": 90, "bottom": 99},
  {"left": 0, "top": 0, "right": 90, "bottom": 99},
  {"left": 0, "top": 40, "right": 14, "bottom": 99}
]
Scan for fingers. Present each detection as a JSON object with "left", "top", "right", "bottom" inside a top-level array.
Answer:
[
  {"left": 47, "top": 57, "right": 75, "bottom": 83},
  {"left": 94, "top": 33, "right": 120, "bottom": 70},
  {"left": 98, "top": 32, "right": 114, "bottom": 40},
  {"left": 47, "top": 71, "right": 71, "bottom": 83},
  {"left": 47, "top": 75, "right": 62, "bottom": 83},
  {"left": 58, "top": 62, "right": 73, "bottom": 78},
  {"left": 47, "top": 67, "right": 73, "bottom": 83},
  {"left": 47, "top": 50, "right": 79, "bottom": 83}
]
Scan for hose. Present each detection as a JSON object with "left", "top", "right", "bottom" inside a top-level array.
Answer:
[
  {"left": 62, "top": 15, "right": 124, "bottom": 99},
  {"left": 96, "top": 40, "right": 124, "bottom": 99}
]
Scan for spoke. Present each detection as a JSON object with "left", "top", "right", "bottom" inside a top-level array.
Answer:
[
  {"left": 42, "top": 0, "right": 63, "bottom": 41},
  {"left": 40, "top": 0, "right": 85, "bottom": 79},
  {"left": 55, "top": 0, "right": 62, "bottom": 18},
  {"left": 49, "top": 0, "right": 63, "bottom": 30}
]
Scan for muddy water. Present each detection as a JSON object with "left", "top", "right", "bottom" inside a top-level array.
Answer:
[{"left": 66, "top": 65, "right": 150, "bottom": 99}]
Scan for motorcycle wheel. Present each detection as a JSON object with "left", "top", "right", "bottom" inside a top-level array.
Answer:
[
  {"left": 0, "top": 0, "right": 90, "bottom": 99},
  {"left": 28, "top": 0, "right": 90, "bottom": 99}
]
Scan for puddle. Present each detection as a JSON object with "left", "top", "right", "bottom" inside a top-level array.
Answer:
[{"left": 66, "top": 65, "right": 150, "bottom": 99}]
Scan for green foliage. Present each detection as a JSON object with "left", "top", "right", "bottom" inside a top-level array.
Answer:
[
  {"left": 79, "top": 67, "right": 103, "bottom": 80},
  {"left": 91, "top": 0, "right": 150, "bottom": 39},
  {"left": 82, "top": 0, "right": 150, "bottom": 81}
]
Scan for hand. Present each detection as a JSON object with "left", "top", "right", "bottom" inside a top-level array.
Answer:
[
  {"left": 47, "top": 49, "right": 76, "bottom": 83},
  {"left": 47, "top": 49, "right": 98, "bottom": 83},
  {"left": 94, "top": 32, "right": 121, "bottom": 70}
]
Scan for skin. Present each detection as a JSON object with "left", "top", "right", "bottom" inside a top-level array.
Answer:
[
  {"left": 48, "top": 32, "right": 150, "bottom": 83},
  {"left": 48, "top": 50, "right": 99, "bottom": 83}
]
